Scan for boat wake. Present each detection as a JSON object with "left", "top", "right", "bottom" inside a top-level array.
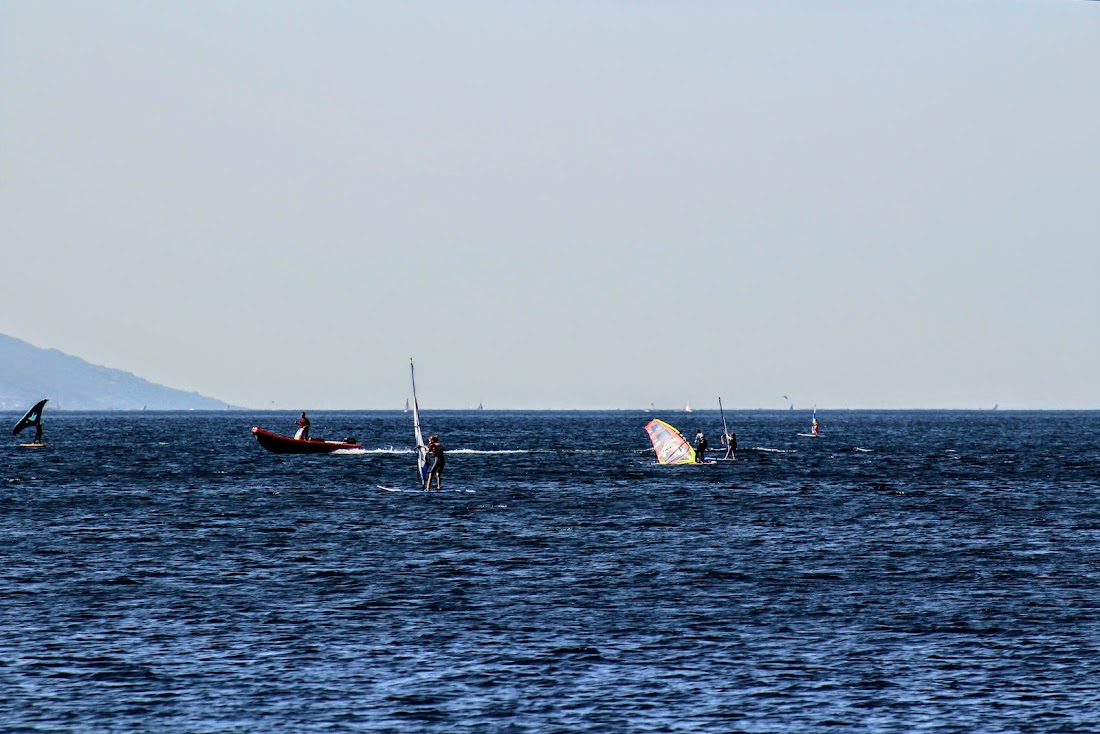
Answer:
[{"left": 338, "top": 447, "right": 530, "bottom": 456}]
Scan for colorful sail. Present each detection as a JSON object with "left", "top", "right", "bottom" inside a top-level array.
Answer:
[
  {"left": 12, "top": 399, "right": 47, "bottom": 437},
  {"left": 410, "top": 359, "right": 429, "bottom": 488},
  {"left": 644, "top": 418, "right": 696, "bottom": 465}
]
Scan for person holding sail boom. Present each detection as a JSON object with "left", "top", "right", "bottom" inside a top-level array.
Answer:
[
  {"left": 426, "top": 434, "right": 445, "bottom": 490},
  {"left": 722, "top": 430, "right": 737, "bottom": 460},
  {"left": 12, "top": 399, "right": 47, "bottom": 446}
]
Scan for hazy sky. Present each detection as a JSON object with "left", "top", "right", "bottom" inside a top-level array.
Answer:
[{"left": 2, "top": 1, "right": 1097, "bottom": 410}]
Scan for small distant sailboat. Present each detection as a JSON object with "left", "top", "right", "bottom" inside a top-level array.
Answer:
[
  {"left": 797, "top": 407, "right": 821, "bottom": 438},
  {"left": 476, "top": 402, "right": 484, "bottom": 411},
  {"left": 684, "top": 403, "right": 693, "bottom": 413},
  {"left": 404, "top": 398, "right": 410, "bottom": 413},
  {"left": 12, "top": 398, "right": 48, "bottom": 447}
]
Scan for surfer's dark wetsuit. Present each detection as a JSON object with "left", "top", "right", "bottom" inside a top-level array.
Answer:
[
  {"left": 427, "top": 436, "right": 445, "bottom": 489},
  {"left": 694, "top": 431, "right": 708, "bottom": 463},
  {"left": 724, "top": 431, "right": 736, "bottom": 460}
]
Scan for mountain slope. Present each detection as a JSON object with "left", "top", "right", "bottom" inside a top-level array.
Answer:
[{"left": 0, "top": 333, "right": 235, "bottom": 410}]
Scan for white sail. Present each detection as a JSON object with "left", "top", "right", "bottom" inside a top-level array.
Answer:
[{"left": 410, "top": 360, "right": 429, "bottom": 488}]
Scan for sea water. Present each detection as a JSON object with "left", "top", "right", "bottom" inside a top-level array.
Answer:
[{"left": 2, "top": 410, "right": 1100, "bottom": 732}]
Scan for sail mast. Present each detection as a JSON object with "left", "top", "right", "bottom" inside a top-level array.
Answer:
[{"left": 410, "top": 359, "right": 429, "bottom": 488}]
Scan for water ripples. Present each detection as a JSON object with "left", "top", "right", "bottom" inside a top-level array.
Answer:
[{"left": 2, "top": 410, "right": 1100, "bottom": 731}]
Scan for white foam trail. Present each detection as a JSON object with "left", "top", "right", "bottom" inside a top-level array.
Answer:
[{"left": 335, "top": 447, "right": 529, "bottom": 455}]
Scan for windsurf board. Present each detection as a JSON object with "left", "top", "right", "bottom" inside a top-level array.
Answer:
[{"left": 376, "top": 485, "right": 472, "bottom": 493}]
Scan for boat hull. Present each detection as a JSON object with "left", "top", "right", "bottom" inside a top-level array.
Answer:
[{"left": 251, "top": 427, "right": 362, "bottom": 454}]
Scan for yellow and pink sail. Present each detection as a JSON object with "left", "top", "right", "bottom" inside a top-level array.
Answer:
[{"left": 644, "top": 418, "right": 696, "bottom": 465}]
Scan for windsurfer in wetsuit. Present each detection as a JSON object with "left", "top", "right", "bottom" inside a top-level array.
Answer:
[
  {"left": 295, "top": 412, "right": 311, "bottom": 441},
  {"left": 426, "top": 434, "right": 445, "bottom": 490},
  {"left": 723, "top": 430, "right": 736, "bottom": 460},
  {"left": 694, "top": 429, "right": 708, "bottom": 463}
]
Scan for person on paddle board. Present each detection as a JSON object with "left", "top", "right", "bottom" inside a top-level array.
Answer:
[
  {"left": 694, "top": 429, "right": 708, "bottom": 463},
  {"left": 426, "top": 434, "right": 445, "bottom": 489},
  {"left": 295, "top": 412, "right": 311, "bottom": 441},
  {"left": 722, "top": 430, "right": 737, "bottom": 460}
]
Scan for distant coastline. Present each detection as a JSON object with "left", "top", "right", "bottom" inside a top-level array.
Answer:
[{"left": 0, "top": 333, "right": 236, "bottom": 411}]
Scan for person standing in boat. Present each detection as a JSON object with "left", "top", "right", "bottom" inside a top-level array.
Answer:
[
  {"left": 426, "top": 434, "right": 445, "bottom": 490},
  {"left": 722, "top": 430, "right": 737, "bottom": 460},
  {"left": 694, "top": 428, "right": 708, "bottom": 463},
  {"left": 295, "top": 411, "right": 311, "bottom": 441}
]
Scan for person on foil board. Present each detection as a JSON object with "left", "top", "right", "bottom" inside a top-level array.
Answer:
[{"left": 12, "top": 399, "right": 47, "bottom": 445}]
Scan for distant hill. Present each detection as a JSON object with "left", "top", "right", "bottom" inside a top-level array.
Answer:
[{"left": 0, "top": 333, "right": 236, "bottom": 411}]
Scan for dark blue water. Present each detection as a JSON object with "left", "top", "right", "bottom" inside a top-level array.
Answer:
[{"left": 3, "top": 410, "right": 1100, "bottom": 732}]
